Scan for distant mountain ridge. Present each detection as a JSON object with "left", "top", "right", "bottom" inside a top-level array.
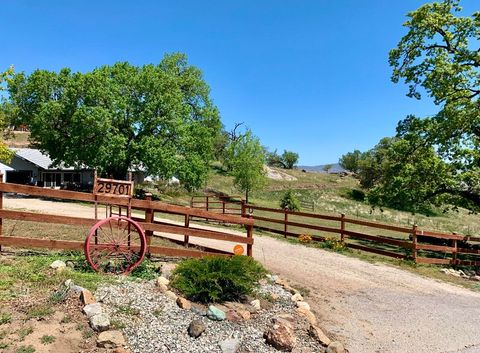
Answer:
[{"left": 297, "top": 163, "right": 346, "bottom": 173}]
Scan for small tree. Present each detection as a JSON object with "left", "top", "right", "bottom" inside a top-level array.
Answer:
[
  {"left": 322, "top": 164, "right": 333, "bottom": 173},
  {"left": 280, "top": 190, "right": 300, "bottom": 211},
  {"left": 0, "top": 66, "right": 15, "bottom": 163},
  {"left": 339, "top": 150, "right": 362, "bottom": 173},
  {"left": 226, "top": 130, "right": 266, "bottom": 203},
  {"left": 281, "top": 150, "right": 299, "bottom": 169}
]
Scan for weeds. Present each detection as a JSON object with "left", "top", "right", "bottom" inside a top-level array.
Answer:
[
  {"left": 18, "top": 327, "right": 33, "bottom": 341},
  {"left": 40, "top": 335, "right": 55, "bottom": 345},
  {"left": 0, "top": 313, "right": 11, "bottom": 325},
  {"left": 16, "top": 346, "right": 35, "bottom": 353},
  {"left": 26, "top": 305, "right": 53, "bottom": 320}
]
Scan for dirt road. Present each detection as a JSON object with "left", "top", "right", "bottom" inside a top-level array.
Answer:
[{"left": 4, "top": 196, "right": 480, "bottom": 353}]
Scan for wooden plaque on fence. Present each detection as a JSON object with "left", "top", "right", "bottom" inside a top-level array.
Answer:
[{"left": 93, "top": 177, "right": 134, "bottom": 198}]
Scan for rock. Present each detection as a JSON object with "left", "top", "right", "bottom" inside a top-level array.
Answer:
[
  {"left": 156, "top": 283, "right": 168, "bottom": 293},
  {"left": 219, "top": 338, "right": 241, "bottom": 353},
  {"left": 250, "top": 299, "right": 261, "bottom": 311},
  {"left": 259, "top": 279, "right": 268, "bottom": 285},
  {"left": 83, "top": 303, "right": 102, "bottom": 318},
  {"left": 272, "top": 314, "right": 296, "bottom": 329},
  {"left": 50, "top": 260, "right": 66, "bottom": 270},
  {"left": 80, "top": 289, "right": 96, "bottom": 305},
  {"left": 70, "top": 285, "right": 85, "bottom": 294},
  {"left": 188, "top": 319, "right": 206, "bottom": 338},
  {"left": 65, "top": 260, "right": 75, "bottom": 269},
  {"left": 191, "top": 304, "right": 208, "bottom": 316},
  {"left": 114, "top": 348, "right": 131, "bottom": 353},
  {"left": 165, "top": 290, "right": 177, "bottom": 300},
  {"left": 64, "top": 279, "right": 73, "bottom": 287},
  {"left": 275, "top": 278, "right": 295, "bottom": 293},
  {"left": 326, "top": 341, "right": 345, "bottom": 353},
  {"left": 308, "top": 324, "right": 331, "bottom": 347},
  {"left": 259, "top": 298, "right": 273, "bottom": 310},
  {"left": 296, "top": 307, "right": 317, "bottom": 325},
  {"left": 161, "top": 263, "right": 177, "bottom": 279},
  {"left": 237, "top": 310, "right": 251, "bottom": 320},
  {"left": 207, "top": 305, "right": 226, "bottom": 321},
  {"left": 296, "top": 301, "right": 310, "bottom": 311},
  {"left": 176, "top": 297, "right": 191, "bottom": 310},
  {"left": 226, "top": 310, "right": 243, "bottom": 322},
  {"left": 90, "top": 313, "right": 110, "bottom": 332},
  {"left": 264, "top": 322, "right": 296, "bottom": 351},
  {"left": 96, "top": 330, "right": 126, "bottom": 348},
  {"left": 472, "top": 276, "right": 480, "bottom": 282},
  {"left": 270, "top": 293, "right": 279, "bottom": 301},
  {"left": 156, "top": 276, "right": 170, "bottom": 287},
  {"left": 291, "top": 293, "right": 303, "bottom": 302}
]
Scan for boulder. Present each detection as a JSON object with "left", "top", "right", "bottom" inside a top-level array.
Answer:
[
  {"left": 272, "top": 314, "right": 296, "bottom": 329},
  {"left": 207, "top": 305, "right": 226, "bottom": 321},
  {"left": 308, "top": 324, "right": 331, "bottom": 347},
  {"left": 156, "top": 283, "right": 169, "bottom": 293},
  {"left": 83, "top": 303, "right": 102, "bottom": 318},
  {"left": 161, "top": 263, "right": 177, "bottom": 279},
  {"left": 264, "top": 322, "right": 296, "bottom": 351},
  {"left": 296, "top": 307, "right": 317, "bottom": 325},
  {"left": 176, "top": 297, "right": 191, "bottom": 310},
  {"left": 156, "top": 276, "right": 170, "bottom": 287},
  {"left": 326, "top": 341, "right": 345, "bottom": 353},
  {"left": 226, "top": 310, "right": 243, "bottom": 322},
  {"left": 165, "top": 291, "right": 177, "bottom": 300},
  {"left": 50, "top": 260, "right": 66, "bottom": 270},
  {"left": 219, "top": 338, "right": 241, "bottom": 353},
  {"left": 237, "top": 310, "right": 251, "bottom": 320},
  {"left": 90, "top": 313, "right": 110, "bottom": 332},
  {"left": 96, "top": 330, "right": 126, "bottom": 348},
  {"left": 291, "top": 293, "right": 303, "bottom": 302},
  {"left": 188, "top": 319, "right": 206, "bottom": 338},
  {"left": 296, "top": 301, "right": 310, "bottom": 311},
  {"left": 259, "top": 298, "right": 273, "bottom": 310},
  {"left": 80, "top": 289, "right": 96, "bottom": 305},
  {"left": 250, "top": 299, "right": 261, "bottom": 311}
]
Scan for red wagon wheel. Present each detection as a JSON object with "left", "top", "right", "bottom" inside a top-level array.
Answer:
[{"left": 84, "top": 216, "right": 147, "bottom": 275}]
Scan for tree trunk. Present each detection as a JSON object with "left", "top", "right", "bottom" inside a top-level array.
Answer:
[{"left": 245, "top": 189, "right": 249, "bottom": 204}]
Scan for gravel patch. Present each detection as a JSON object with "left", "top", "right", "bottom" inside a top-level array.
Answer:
[{"left": 96, "top": 280, "right": 325, "bottom": 353}]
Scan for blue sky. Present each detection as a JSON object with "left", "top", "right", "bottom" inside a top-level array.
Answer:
[{"left": 1, "top": 1, "right": 477, "bottom": 165}]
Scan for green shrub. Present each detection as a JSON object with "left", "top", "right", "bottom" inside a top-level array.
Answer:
[
  {"left": 170, "top": 256, "right": 266, "bottom": 303},
  {"left": 280, "top": 190, "right": 300, "bottom": 211},
  {"left": 348, "top": 189, "right": 365, "bottom": 201}
]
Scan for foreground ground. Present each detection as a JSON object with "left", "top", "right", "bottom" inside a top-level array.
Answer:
[{"left": 3, "top": 197, "right": 480, "bottom": 353}]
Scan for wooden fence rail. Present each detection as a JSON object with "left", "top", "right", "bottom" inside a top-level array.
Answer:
[
  {"left": 0, "top": 183, "right": 254, "bottom": 258},
  {"left": 190, "top": 195, "right": 480, "bottom": 266}
]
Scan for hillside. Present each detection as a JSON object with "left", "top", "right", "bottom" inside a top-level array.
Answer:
[{"left": 187, "top": 166, "right": 479, "bottom": 237}]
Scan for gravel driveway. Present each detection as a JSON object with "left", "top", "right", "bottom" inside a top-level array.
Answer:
[{"left": 4, "top": 196, "right": 480, "bottom": 353}]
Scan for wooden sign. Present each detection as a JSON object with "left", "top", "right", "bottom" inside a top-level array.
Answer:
[{"left": 93, "top": 177, "right": 134, "bottom": 198}]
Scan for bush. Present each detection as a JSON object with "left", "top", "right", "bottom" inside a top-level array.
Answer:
[
  {"left": 280, "top": 190, "right": 300, "bottom": 211},
  {"left": 170, "top": 256, "right": 266, "bottom": 303},
  {"left": 348, "top": 189, "right": 366, "bottom": 201}
]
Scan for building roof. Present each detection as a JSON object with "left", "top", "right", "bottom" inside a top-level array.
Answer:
[
  {"left": 10, "top": 148, "right": 75, "bottom": 170},
  {"left": 0, "top": 162, "right": 14, "bottom": 171}
]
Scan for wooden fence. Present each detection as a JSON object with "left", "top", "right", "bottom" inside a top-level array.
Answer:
[
  {"left": 191, "top": 195, "right": 480, "bottom": 266},
  {"left": 0, "top": 183, "right": 254, "bottom": 258}
]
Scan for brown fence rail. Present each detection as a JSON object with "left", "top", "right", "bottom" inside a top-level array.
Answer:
[
  {"left": 0, "top": 183, "right": 254, "bottom": 258},
  {"left": 190, "top": 195, "right": 480, "bottom": 266}
]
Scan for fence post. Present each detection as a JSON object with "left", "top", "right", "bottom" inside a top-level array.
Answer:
[
  {"left": 206, "top": 196, "right": 209, "bottom": 212},
  {"left": 241, "top": 200, "right": 247, "bottom": 218},
  {"left": 284, "top": 207, "right": 289, "bottom": 238},
  {"left": 247, "top": 214, "right": 253, "bottom": 257},
  {"left": 222, "top": 200, "right": 226, "bottom": 214},
  {"left": 412, "top": 224, "right": 418, "bottom": 263},
  {"left": 144, "top": 193, "right": 153, "bottom": 256},
  {"left": 340, "top": 213, "right": 345, "bottom": 242},
  {"left": 184, "top": 214, "right": 190, "bottom": 247},
  {"left": 452, "top": 233, "right": 458, "bottom": 267}
]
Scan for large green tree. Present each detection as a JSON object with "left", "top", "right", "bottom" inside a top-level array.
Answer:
[
  {"left": 384, "top": 0, "right": 480, "bottom": 211},
  {"left": 225, "top": 130, "right": 266, "bottom": 203},
  {"left": 0, "top": 66, "right": 14, "bottom": 163},
  {"left": 2, "top": 54, "right": 221, "bottom": 190}
]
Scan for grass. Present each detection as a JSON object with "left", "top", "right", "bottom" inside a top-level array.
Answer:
[
  {"left": 40, "top": 335, "right": 55, "bottom": 345},
  {"left": 17, "top": 327, "right": 33, "bottom": 341},
  {"left": 26, "top": 305, "right": 54, "bottom": 320},
  {"left": 16, "top": 346, "right": 35, "bottom": 353},
  {"left": 0, "top": 313, "right": 11, "bottom": 325}
]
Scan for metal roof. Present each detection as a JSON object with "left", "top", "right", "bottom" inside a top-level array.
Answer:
[
  {"left": 0, "top": 162, "right": 14, "bottom": 171},
  {"left": 11, "top": 148, "right": 75, "bottom": 170}
]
